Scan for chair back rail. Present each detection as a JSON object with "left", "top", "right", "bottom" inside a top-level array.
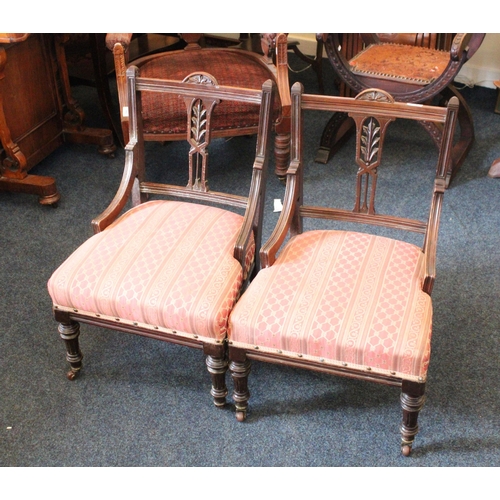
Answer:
[
  {"left": 262, "top": 83, "right": 459, "bottom": 274},
  {"left": 93, "top": 67, "right": 276, "bottom": 275}
]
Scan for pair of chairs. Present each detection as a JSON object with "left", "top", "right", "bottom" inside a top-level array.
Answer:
[{"left": 48, "top": 42, "right": 459, "bottom": 456}]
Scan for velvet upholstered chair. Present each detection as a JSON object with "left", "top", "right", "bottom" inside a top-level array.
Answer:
[
  {"left": 47, "top": 67, "right": 276, "bottom": 408},
  {"left": 106, "top": 33, "right": 291, "bottom": 179},
  {"left": 227, "top": 83, "right": 459, "bottom": 456},
  {"left": 317, "top": 33, "right": 484, "bottom": 187}
]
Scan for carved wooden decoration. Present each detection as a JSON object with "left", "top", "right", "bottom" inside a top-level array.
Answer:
[
  {"left": 351, "top": 89, "right": 395, "bottom": 215},
  {"left": 182, "top": 72, "right": 220, "bottom": 192}
]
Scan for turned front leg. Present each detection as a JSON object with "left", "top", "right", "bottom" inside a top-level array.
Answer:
[
  {"left": 205, "top": 351, "right": 228, "bottom": 408},
  {"left": 228, "top": 348, "right": 251, "bottom": 422},
  {"left": 58, "top": 320, "right": 83, "bottom": 380},
  {"left": 400, "top": 380, "right": 426, "bottom": 456}
]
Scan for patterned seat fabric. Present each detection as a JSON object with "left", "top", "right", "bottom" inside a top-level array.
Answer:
[
  {"left": 48, "top": 200, "right": 254, "bottom": 342},
  {"left": 139, "top": 50, "right": 281, "bottom": 135},
  {"left": 228, "top": 230, "right": 432, "bottom": 382},
  {"left": 349, "top": 43, "right": 450, "bottom": 85}
]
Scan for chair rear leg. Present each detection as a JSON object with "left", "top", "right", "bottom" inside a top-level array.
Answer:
[
  {"left": 400, "top": 380, "right": 426, "bottom": 456},
  {"left": 229, "top": 348, "right": 251, "bottom": 421},
  {"left": 58, "top": 320, "right": 83, "bottom": 380}
]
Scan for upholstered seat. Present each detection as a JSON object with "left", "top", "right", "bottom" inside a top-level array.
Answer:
[
  {"left": 49, "top": 200, "right": 254, "bottom": 343},
  {"left": 229, "top": 230, "right": 432, "bottom": 382},
  {"left": 349, "top": 43, "right": 450, "bottom": 86}
]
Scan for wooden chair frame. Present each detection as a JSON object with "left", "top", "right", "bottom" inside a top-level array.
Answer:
[
  {"left": 228, "top": 82, "right": 459, "bottom": 455},
  {"left": 51, "top": 67, "right": 276, "bottom": 409}
]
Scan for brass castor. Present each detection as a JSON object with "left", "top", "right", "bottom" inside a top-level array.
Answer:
[
  {"left": 401, "top": 444, "right": 412, "bottom": 457},
  {"left": 235, "top": 410, "right": 246, "bottom": 422},
  {"left": 66, "top": 369, "right": 79, "bottom": 381}
]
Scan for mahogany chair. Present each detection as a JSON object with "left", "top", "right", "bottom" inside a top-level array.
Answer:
[
  {"left": 106, "top": 33, "right": 291, "bottom": 178},
  {"left": 227, "top": 83, "right": 459, "bottom": 456},
  {"left": 318, "top": 33, "right": 484, "bottom": 187},
  {"left": 47, "top": 66, "right": 276, "bottom": 408}
]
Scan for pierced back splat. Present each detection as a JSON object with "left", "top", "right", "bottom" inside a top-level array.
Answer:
[
  {"left": 350, "top": 89, "right": 395, "bottom": 215},
  {"left": 181, "top": 72, "right": 220, "bottom": 192}
]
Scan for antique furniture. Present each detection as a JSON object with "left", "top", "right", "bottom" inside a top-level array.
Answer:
[
  {"left": 227, "top": 83, "right": 459, "bottom": 455},
  {"left": 317, "top": 33, "right": 484, "bottom": 187},
  {"left": 65, "top": 33, "right": 186, "bottom": 146},
  {"left": 106, "top": 33, "right": 291, "bottom": 178},
  {"left": 0, "top": 33, "right": 115, "bottom": 205},
  {"left": 48, "top": 66, "right": 276, "bottom": 407}
]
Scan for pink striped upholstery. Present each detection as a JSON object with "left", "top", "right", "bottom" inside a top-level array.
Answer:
[
  {"left": 48, "top": 200, "right": 254, "bottom": 342},
  {"left": 228, "top": 230, "right": 432, "bottom": 382}
]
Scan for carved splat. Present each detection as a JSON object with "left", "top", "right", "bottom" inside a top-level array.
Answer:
[
  {"left": 351, "top": 89, "right": 395, "bottom": 214},
  {"left": 181, "top": 72, "right": 220, "bottom": 192}
]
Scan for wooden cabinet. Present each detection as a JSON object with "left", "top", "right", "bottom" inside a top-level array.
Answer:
[{"left": 0, "top": 33, "right": 115, "bottom": 205}]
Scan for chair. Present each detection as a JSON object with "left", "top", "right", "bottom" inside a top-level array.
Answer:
[
  {"left": 317, "top": 33, "right": 484, "bottom": 187},
  {"left": 227, "top": 83, "right": 459, "bottom": 455},
  {"left": 106, "top": 33, "right": 291, "bottom": 178},
  {"left": 47, "top": 66, "right": 276, "bottom": 408},
  {"left": 64, "top": 33, "right": 186, "bottom": 147}
]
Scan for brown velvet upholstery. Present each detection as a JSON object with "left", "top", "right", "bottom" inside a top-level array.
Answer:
[
  {"left": 137, "top": 50, "right": 280, "bottom": 136},
  {"left": 106, "top": 33, "right": 291, "bottom": 178}
]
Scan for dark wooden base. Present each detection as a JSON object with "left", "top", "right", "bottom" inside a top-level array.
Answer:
[
  {"left": 63, "top": 125, "right": 116, "bottom": 157},
  {"left": 0, "top": 173, "right": 60, "bottom": 205}
]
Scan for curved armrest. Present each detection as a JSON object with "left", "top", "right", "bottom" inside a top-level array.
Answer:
[
  {"left": 234, "top": 79, "right": 275, "bottom": 274},
  {"left": 450, "top": 33, "right": 485, "bottom": 62},
  {"left": 91, "top": 142, "right": 138, "bottom": 233},
  {"left": 260, "top": 159, "right": 301, "bottom": 268}
]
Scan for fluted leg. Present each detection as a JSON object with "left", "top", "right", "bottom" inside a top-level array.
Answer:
[
  {"left": 58, "top": 320, "right": 83, "bottom": 380},
  {"left": 205, "top": 354, "right": 228, "bottom": 408},
  {"left": 400, "top": 380, "right": 426, "bottom": 456},
  {"left": 229, "top": 358, "right": 251, "bottom": 422}
]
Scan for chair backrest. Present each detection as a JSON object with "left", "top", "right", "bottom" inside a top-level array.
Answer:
[
  {"left": 375, "top": 33, "right": 453, "bottom": 50},
  {"left": 105, "top": 33, "right": 289, "bottom": 143},
  {"left": 93, "top": 65, "right": 276, "bottom": 275},
  {"left": 262, "top": 83, "right": 459, "bottom": 294}
]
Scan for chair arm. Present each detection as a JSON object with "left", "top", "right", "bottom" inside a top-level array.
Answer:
[
  {"left": 260, "top": 159, "right": 301, "bottom": 268},
  {"left": 91, "top": 142, "right": 138, "bottom": 233},
  {"left": 450, "top": 33, "right": 486, "bottom": 62},
  {"left": 449, "top": 33, "right": 486, "bottom": 62}
]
